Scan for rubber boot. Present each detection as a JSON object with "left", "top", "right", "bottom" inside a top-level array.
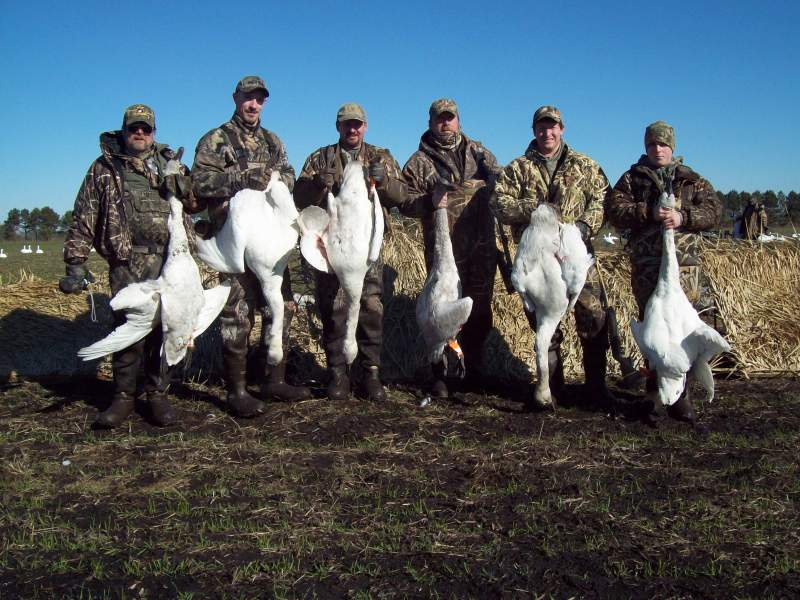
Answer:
[
  {"left": 262, "top": 358, "right": 311, "bottom": 402},
  {"left": 94, "top": 392, "right": 135, "bottom": 429},
  {"left": 147, "top": 391, "right": 178, "bottom": 427},
  {"left": 582, "top": 335, "right": 617, "bottom": 415},
  {"left": 430, "top": 360, "right": 449, "bottom": 399},
  {"left": 548, "top": 347, "right": 565, "bottom": 403},
  {"left": 361, "top": 365, "right": 386, "bottom": 402},
  {"left": 327, "top": 366, "right": 350, "bottom": 401},
  {"left": 224, "top": 344, "right": 265, "bottom": 418},
  {"left": 666, "top": 393, "right": 707, "bottom": 432}
]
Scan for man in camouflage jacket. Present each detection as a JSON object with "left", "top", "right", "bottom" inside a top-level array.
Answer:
[
  {"left": 493, "top": 106, "right": 614, "bottom": 411},
  {"left": 294, "top": 103, "right": 409, "bottom": 402},
  {"left": 61, "top": 104, "right": 194, "bottom": 429},
  {"left": 191, "top": 76, "right": 310, "bottom": 418},
  {"left": 606, "top": 120, "right": 722, "bottom": 427},
  {"left": 402, "top": 98, "right": 500, "bottom": 397}
]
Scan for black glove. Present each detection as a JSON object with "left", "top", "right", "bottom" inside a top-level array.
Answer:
[
  {"left": 312, "top": 169, "right": 336, "bottom": 191},
  {"left": 244, "top": 166, "right": 269, "bottom": 191},
  {"left": 59, "top": 263, "right": 95, "bottom": 294},
  {"left": 159, "top": 173, "right": 192, "bottom": 199},
  {"left": 368, "top": 159, "right": 386, "bottom": 187},
  {"left": 575, "top": 221, "right": 591, "bottom": 242}
]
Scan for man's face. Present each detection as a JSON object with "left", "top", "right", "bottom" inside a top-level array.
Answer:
[
  {"left": 336, "top": 119, "right": 367, "bottom": 149},
  {"left": 234, "top": 90, "right": 267, "bottom": 125},
  {"left": 534, "top": 119, "right": 563, "bottom": 157},
  {"left": 429, "top": 112, "right": 459, "bottom": 135},
  {"left": 124, "top": 123, "right": 155, "bottom": 153},
  {"left": 646, "top": 142, "right": 674, "bottom": 167}
]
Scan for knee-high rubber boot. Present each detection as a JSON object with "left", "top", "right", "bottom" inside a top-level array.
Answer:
[
  {"left": 429, "top": 360, "right": 449, "bottom": 399},
  {"left": 95, "top": 346, "right": 139, "bottom": 428},
  {"left": 263, "top": 358, "right": 311, "bottom": 402},
  {"left": 548, "top": 347, "right": 565, "bottom": 402},
  {"left": 581, "top": 324, "right": 617, "bottom": 414},
  {"left": 224, "top": 334, "right": 265, "bottom": 418},
  {"left": 666, "top": 393, "right": 707, "bottom": 433},
  {"left": 327, "top": 365, "right": 350, "bottom": 402}
]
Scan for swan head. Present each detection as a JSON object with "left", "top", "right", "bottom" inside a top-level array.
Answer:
[{"left": 658, "top": 373, "right": 686, "bottom": 406}]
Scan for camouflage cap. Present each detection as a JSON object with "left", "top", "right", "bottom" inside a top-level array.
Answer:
[
  {"left": 235, "top": 75, "right": 269, "bottom": 97},
  {"left": 644, "top": 120, "right": 676, "bottom": 150},
  {"left": 532, "top": 105, "right": 563, "bottom": 127},
  {"left": 336, "top": 103, "right": 367, "bottom": 123},
  {"left": 122, "top": 104, "right": 155, "bottom": 129},
  {"left": 429, "top": 98, "right": 459, "bottom": 119}
]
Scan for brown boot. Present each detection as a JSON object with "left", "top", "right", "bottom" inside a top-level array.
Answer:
[
  {"left": 94, "top": 392, "right": 135, "bottom": 429},
  {"left": 361, "top": 366, "right": 386, "bottom": 402},
  {"left": 147, "top": 391, "right": 178, "bottom": 427},
  {"left": 548, "top": 347, "right": 565, "bottom": 402},
  {"left": 262, "top": 358, "right": 311, "bottom": 402},
  {"left": 582, "top": 335, "right": 617, "bottom": 415},
  {"left": 224, "top": 350, "right": 265, "bottom": 418},
  {"left": 430, "top": 361, "right": 449, "bottom": 398},
  {"left": 327, "top": 366, "right": 351, "bottom": 401}
]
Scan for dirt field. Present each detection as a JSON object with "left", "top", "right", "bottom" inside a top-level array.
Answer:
[{"left": 1, "top": 375, "right": 798, "bottom": 599}]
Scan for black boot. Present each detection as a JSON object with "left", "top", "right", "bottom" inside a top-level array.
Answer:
[
  {"left": 666, "top": 393, "right": 707, "bottom": 432},
  {"left": 224, "top": 346, "right": 265, "bottom": 418},
  {"left": 147, "top": 391, "right": 178, "bottom": 427},
  {"left": 361, "top": 365, "right": 386, "bottom": 402},
  {"left": 582, "top": 339, "right": 617, "bottom": 415},
  {"left": 262, "top": 358, "right": 311, "bottom": 402},
  {"left": 327, "top": 366, "right": 351, "bottom": 401},
  {"left": 429, "top": 360, "right": 449, "bottom": 398},
  {"left": 94, "top": 392, "right": 135, "bottom": 429},
  {"left": 548, "top": 347, "right": 565, "bottom": 403}
]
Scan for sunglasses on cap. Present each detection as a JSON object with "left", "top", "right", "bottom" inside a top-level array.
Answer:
[{"left": 127, "top": 124, "right": 153, "bottom": 134}]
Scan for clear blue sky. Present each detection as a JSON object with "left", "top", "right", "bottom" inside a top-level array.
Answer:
[{"left": 1, "top": 0, "right": 798, "bottom": 218}]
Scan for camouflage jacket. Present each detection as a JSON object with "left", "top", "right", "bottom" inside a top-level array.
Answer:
[
  {"left": 403, "top": 132, "right": 500, "bottom": 264},
  {"left": 64, "top": 131, "right": 191, "bottom": 266},
  {"left": 605, "top": 156, "right": 720, "bottom": 264},
  {"left": 191, "top": 114, "right": 295, "bottom": 219},
  {"left": 294, "top": 142, "right": 408, "bottom": 211},
  {"left": 492, "top": 141, "right": 608, "bottom": 240}
]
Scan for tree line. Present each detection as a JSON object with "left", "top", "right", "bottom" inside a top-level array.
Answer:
[
  {"left": 3, "top": 207, "right": 73, "bottom": 241},
  {"left": 2, "top": 189, "right": 797, "bottom": 241}
]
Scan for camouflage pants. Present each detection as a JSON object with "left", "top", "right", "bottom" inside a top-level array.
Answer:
[
  {"left": 315, "top": 260, "right": 383, "bottom": 369},
  {"left": 109, "top": 253, "right": 172, "bottom": 395},
  {"left": 219, "top": 266, "right": 295, "bottom": 363}
]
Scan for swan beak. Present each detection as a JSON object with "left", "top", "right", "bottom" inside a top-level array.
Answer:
[{"left": 446, "top": 338, "right": 463, "bottom": 358}]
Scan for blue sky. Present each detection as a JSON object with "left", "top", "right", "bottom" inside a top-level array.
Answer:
[{"left": 1, "top": 0, "right": 798, "bottom": 218}]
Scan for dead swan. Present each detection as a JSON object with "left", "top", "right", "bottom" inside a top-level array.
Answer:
[
  {"left": 511, "top": 203, "right": 594, "bottom": 407},
  {"left": 297, "top": 160, "right": 383, "bottom": 365},
  {"left": 78, "top": 165, "right": 231, "bottom": 366},
  {"left": 630, "top": 192, "right": 730, "bottom": 406},
  {"left": 415, "top": 193, "right": 473, "bottom": 377},
  {"left": 194, "top": 171, "right": 300, "bottom": 366}
]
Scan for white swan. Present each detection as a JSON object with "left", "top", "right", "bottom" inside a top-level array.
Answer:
[
  {"left": 511, "top": 203, "right": 594, "bottom": 407},
  {"left": 195, "top": 171, "right": 300, "bottom": 366},
  {"left": 630, "top": 193, "right": 730, "bottom": 406},
  {"left": 0, "top": 249, "right": 7, "bottom": 258},
  {"left": 21, "top": 245, "right": 32, "bottom": 254},
  {"left": 35, "top": 245, "right": 44, "bottom": 254},
  {"left": 298, "top": 160, "right": 384, "bottom": 365},
  {"left": 79, "top": 159, "right": 230, "bottom": 366},
  {"left": 415, "top": 195, "right": 473, "bottom": 375}
]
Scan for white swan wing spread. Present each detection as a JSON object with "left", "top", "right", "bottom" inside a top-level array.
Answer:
[
  {"left": 298, "top": 205, "right": 331, "bottom": 273},
  {"left": 77, "top": 281, "right": 162, "bottom": 361},
  {"left": 192, "top": 283, "right": 232, "bottom": 338}
]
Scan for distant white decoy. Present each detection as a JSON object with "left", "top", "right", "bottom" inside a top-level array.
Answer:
[
  {"left": 603, "top": 233, "right": 619, "bottom": 245},
  {"left": 630, "top": 193, "right": 730, "bottom": 407},
  {"left": 791, "top": 233, "right": 800, "bottom": 240},
  {"left": 415, "top": 193, "right": 473, "bottom": 375},
  {"left": 90, "top": 247, "right": 97, "bottom": 253},
  {"left": 0, "top": 249, "right": 6, "bottom": 258},
  {"left": 35, "top": 245, "right": 44, "bottom": 254},
  {"left": 511, "top": 203, "right": 594, "bottom": 407},
  {"left": 79, "top": 157, "right": 230, "bottom": 366},
  {"left": 195, "top": 171, "right": 301, "bottom": 365},
  {"left": 21, "top": 244, "right": 32, "bottom": 254},
  {"left": 298, "top": 160, "right": 384, "bottom": 365}
]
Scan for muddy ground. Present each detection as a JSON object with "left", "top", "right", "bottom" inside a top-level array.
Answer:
[{"left": 1, "top": 375, "right": 798, "bottom": 599}]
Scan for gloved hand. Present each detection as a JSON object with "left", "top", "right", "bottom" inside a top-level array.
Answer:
[
  {"left": 59, "top": 263, "right": 95, "bottom": 294},
  {"left": 244, "top": 166, "right": 269, "bottom": 191},
  {"left": 312, "top": 169, "right": 336, "bottom": 191},
  {"left": 575, "top": 221, "right": 591, "bottom": 242},
  {"left": 368, "top": 159, "right": 386, "bottom": 187},
  {"left": 159, "top": 173, "right": 192, "bottom": 199}
]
